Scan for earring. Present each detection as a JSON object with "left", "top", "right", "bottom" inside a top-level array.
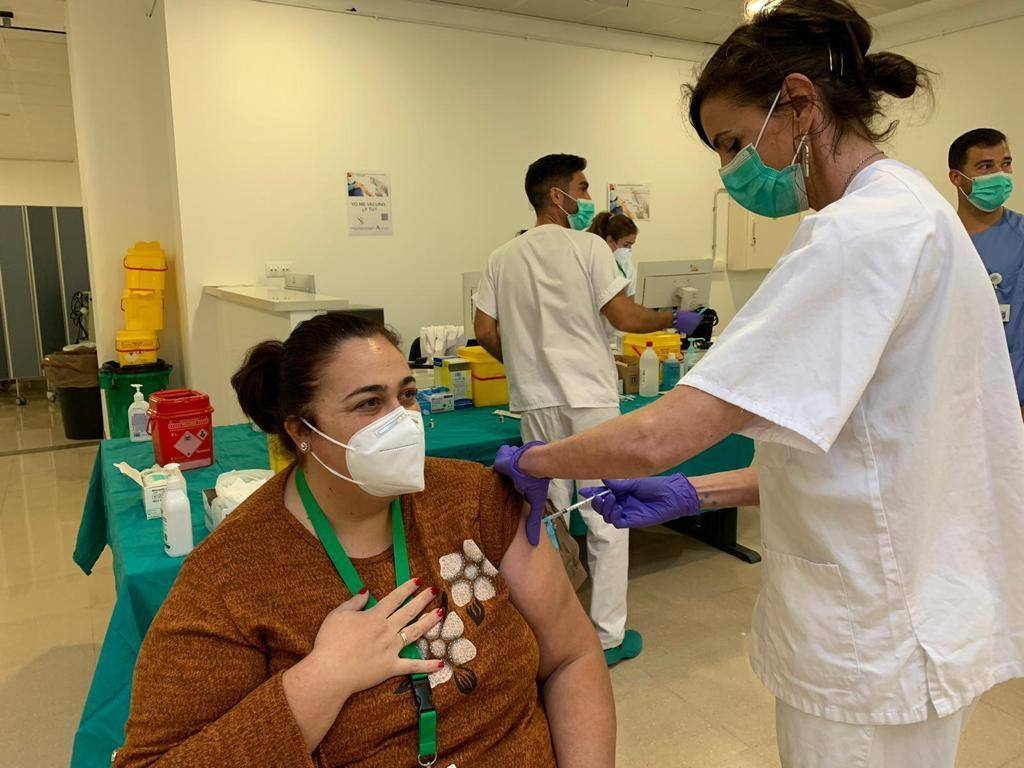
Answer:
[
  {"left": 801, "top": 136, "right": 811, "bottom": 178},
  {"left": 300, "top": 441, "right": 310, "bottom": 453}
]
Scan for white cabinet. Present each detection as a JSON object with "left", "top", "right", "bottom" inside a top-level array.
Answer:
[{"left": 726, "top": 198, "right": 804, "bottom": 271}]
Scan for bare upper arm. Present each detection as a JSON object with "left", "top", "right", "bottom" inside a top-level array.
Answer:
[
  {"left": 600, "top": 291, "right": 635, "bottom": 332},
  {"left": 474, "top": 308, "right": 497, "bottom": 337},
  {"left": 498, "top": 510, "right": 598, "bottom": 679}
]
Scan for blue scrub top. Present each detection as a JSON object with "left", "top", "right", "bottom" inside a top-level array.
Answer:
[{"left": 971, "top": 208, "right": 1024, "bottom": 405}]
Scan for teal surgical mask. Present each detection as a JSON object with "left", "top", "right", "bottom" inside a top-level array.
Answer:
[
  {"left": 719, "top": 90, "right": 809, "bottom": 219},
  {"left": 556, "top": 190, "right": 597, "bottom": 230},
  {"left": 956, "top": 170, "right": 1013, "bottom": 213}
]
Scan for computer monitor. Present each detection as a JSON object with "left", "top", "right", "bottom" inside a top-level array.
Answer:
[{"left": 635, "top": 259, "right": 713, "bottom": 311}]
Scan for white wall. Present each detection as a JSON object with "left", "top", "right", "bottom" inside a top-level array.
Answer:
[
  {"left": 66, "top": 0, "right": 184, "bottom": 383},
  {"left": 0, "top": 159, "right": 82, "bottom": 207},
  {"left": 884, "top": 15, "right": 1024, "bottom": 210},
  {"left": 161, "top": 0, "right": 761, "bottom": 418}
]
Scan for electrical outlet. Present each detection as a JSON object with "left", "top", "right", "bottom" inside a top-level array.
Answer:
[{"left": 264, "top": 261, "right": 293, "bottom": 278}]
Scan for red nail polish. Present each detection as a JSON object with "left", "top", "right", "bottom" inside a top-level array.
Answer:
[
  {"left": 431, "top": 587, "right": 439, "bottom": 596},
  {"left": 358, "top": 587, "right": 368, "bottom": 595},
  {"left": 437, "top": 661, "right": 445, "bottom": 669},
  {"left": 414, "top": 578, "right": 423, "bottom": 587},
  {"left": 436, "top": 608, "right": 445, "bottom": 617}
]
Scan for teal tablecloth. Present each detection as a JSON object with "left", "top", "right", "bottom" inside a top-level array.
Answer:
[{"left": 71, "top": 402, "right": 753, "bottom": 768}]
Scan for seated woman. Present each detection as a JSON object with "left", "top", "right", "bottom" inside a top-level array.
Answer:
[{"left": 113, "top": 312, "right": 614, "bottom": 768}]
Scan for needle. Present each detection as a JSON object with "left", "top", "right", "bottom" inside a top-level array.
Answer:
[{"left": 541, "top": 490, "right": 611, "bottom": 524}]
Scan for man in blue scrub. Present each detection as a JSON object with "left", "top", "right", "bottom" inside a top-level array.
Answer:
[{"left": 949, "top": 129, "right": 1024, "bottom": 418}]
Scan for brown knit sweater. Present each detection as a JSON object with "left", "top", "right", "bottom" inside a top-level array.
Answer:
[{"left": 113, "top": 458, "right": 557, "bottom": 768}]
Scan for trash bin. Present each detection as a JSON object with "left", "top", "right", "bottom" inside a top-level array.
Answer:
[
  {"left": 99, "top": 360, "right": 173, "bottom": 439},
  {"left": 42, "top": 346, "right": 103, "bottom": 440}
]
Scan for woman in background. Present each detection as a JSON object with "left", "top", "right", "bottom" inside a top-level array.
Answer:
[{"left": 589, "top": 212, "right": 639, "bottom": 296}]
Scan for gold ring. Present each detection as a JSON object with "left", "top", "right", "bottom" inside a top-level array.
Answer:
[{"left": 399, "top": 629, "right": 410, "bottom": 645}]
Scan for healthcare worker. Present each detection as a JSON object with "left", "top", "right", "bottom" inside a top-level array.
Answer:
[
  {"left": 588, "top": 212, "right": 639, "bottom": 296},
  {"left": 948, "top": 128, "right": 1024, "bottom": 418},
  {"left": 494, "top": 1, "right": 1024, "bottom": 766},
  {"left": 474, "top": 153, "right": 702, "bottom": 666}
]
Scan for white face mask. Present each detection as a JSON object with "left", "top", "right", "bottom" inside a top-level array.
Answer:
[
  {"left": 613, "top": 246, "right": 633, "bottom": 264},
  {"left": 301, "top": 406, "right": 426, "bottom": 497}
]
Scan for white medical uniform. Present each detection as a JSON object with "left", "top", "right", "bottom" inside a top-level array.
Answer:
[
  {"left": 476, "top": 224, "right": 631, "bottom": 648},
  {"left": 684, "top": 160, "right": 1024, "bottom": 765}
]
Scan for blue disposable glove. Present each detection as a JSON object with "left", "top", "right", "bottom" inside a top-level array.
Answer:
[
  {"left": 579, "top": 474, "right": 700, "bottom": 529},
  {"left": 494, "top": 442, "right": 549, "bottom": 546},
  {"left": 673, "top": 310, "right": 704, "bottom": 337}
]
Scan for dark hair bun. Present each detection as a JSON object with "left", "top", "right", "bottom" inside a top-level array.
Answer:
[
  {"left": 231, "top": 340, "right": 285, "bottom": 435},
  {"left": 864, "top": 52, "right": 925, "bottom": 99}
]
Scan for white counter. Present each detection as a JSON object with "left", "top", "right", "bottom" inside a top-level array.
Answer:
[{"left": 203, "top": 284, "right": 350, "bottom": 314}]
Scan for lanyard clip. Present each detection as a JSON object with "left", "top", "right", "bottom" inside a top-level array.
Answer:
[{"left": 411, "top": 675, "right": 436, "bottom": 714}]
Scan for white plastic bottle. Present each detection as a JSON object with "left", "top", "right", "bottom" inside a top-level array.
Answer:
[
  {"left": 639, "top": 341, "right": 660, "bottom": 397},
  {"left": 127, "top": 384, "right": 151, "bottom": 442},
  {"left": 161, "top": 464, "right": 194, "bottom": 557}
]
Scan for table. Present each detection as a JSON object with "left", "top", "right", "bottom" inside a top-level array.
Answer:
[{"left": 71, "top": 401, "right": 754, "bottom": 768}]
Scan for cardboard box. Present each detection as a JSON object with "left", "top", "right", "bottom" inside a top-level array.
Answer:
[
  {"left": 615, "top": 354, "right": 640, "bottom": 395},
  {"left": 436, "top": 357, "right": 472, "bottom": 401},
  {"left": 416, "top": 388, "right": 455, "bottom": 415}
]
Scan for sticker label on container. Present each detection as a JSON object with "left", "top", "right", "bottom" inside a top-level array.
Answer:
[{"left": 174, "top": 431, "right": 202, "bottom": 457}]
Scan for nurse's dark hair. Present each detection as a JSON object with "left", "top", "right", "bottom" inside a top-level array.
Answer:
[
  {"left": 231, "top": 312, "right": 402, "bottom": 451},
  {"left": 948, "top": 128, "right": 1009, "bottom": 171},
  {"left": 589, "top": 212, "right": 638, "bottom": 243},
  {"left": 525, "top": 154, "right": 587, "bottom": 212},
  {"left": 685, "top": 0, "right": 932, "bottom": 148}
]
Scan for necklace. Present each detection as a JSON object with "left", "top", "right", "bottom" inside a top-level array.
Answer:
[{"left": 842, "top": 150, "right": 885, "bottom": 194}]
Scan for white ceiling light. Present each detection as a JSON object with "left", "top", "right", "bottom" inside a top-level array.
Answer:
[{"left": 744, "top": 0, "right": 781, "bottom": 19}]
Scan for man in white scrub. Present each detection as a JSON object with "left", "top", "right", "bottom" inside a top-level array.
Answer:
[
  {"left": 492, "top": 3, "right": 1024, "bottom": 765},
  {"left": 474, "top": 153, "right": 702, "bottom": 665}
]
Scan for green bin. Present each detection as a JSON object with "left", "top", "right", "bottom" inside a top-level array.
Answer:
[{"left": 98, "top": 360, "right": 173, "bottom": 439}]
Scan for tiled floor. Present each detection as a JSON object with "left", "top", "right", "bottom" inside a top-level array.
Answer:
[{"left": 1, "top": 394, "right": 1023, "bottom": 767}]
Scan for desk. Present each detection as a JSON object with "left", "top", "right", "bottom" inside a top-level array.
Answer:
[{"left": 71, "top": 401, "right": 754, "bottom": 768}]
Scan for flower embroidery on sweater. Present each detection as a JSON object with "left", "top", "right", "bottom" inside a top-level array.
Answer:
[
  {"left": 417, "top": 608, "right": 478, "bottom": 693},
  {"left": 439, "top": 539, "right": 497, "bottom": 625}
]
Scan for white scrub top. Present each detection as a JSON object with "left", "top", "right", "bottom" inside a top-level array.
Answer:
[
  {"left": 475, "top": 225, "right": 628, "bottom": 412},
  {"left": 685, "top": 159, "right": 1024, "bottom": 725}
]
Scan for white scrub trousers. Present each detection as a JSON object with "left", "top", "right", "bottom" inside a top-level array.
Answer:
[
  {"left": 520, "top": 405, "right": 628, "bottom": 650},
  {"left": 776, "top": 699, "right": 975, "bottom": 768}
]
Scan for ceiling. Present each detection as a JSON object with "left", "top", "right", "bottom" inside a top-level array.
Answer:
[
  {"left": 427, "top": 0, "right": 935, "bottom": 44},
  {"left": 0, "top": 0, "right": 73, "bottom": 162}
]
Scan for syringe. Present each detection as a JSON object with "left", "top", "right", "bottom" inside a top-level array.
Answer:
[{"left": 541, "top": 490, "right": 611, "bottom": 524}]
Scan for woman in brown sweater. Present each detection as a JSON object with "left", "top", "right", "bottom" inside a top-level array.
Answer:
[{"left": 113, "top": 312, "right": 615, "bottom": 768}]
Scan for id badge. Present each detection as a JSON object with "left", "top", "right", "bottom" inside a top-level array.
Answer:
[{"left": 1001, "top": 304, "right": 1011, "bottom": 323}]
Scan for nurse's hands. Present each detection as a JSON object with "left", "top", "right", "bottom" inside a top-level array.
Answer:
[
  {"left": 580, "top": 474, "right": 701, "bottom": 528},
  {"left": 494, "top": 442, "right": 550, "bottom": 546}
]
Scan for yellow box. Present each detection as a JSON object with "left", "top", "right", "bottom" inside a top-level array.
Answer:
[
  {"left": 267, "top": 433, "right": 294, "bottom": 474},
  {"left": 437, "top": 357, "right": 472, "bottom": 402},
  {"left": 457, "top": 345, "right": 509, "bottom": 407},
  {"left": 122, "top": 289, "right": 164, "bottom": 331},
  {"left": 124, "top": 242, "right": 168, "bottom": 291},
  {"left": 116, "top": 329, "right": 159, "bottom": 366},
  {"left": 622, "top": 332, "right": 682, "bottom": 363}
]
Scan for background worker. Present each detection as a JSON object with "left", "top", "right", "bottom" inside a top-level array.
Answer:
[
  {"left": 474, "top": 153, "right": 702, "bottom": 666},
  {"left": 948, "top": 128, "right": 1024, "bottom": 418},
  {"left": 589, "top": 212, "right": 639, "bottom": 296}
]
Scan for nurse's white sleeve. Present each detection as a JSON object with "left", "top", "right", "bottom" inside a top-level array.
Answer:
[
  {"left": 684, "top": 214, "right": 925, "bottom": 453},
  {"left": 475, "top": 263, "right": 498, "bottom": 320},
  {"left": 588, "top": 237, "right": 630, "bottom": 309}
]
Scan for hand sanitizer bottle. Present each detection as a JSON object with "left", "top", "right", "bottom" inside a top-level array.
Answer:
[
  {"left": 639, "top": 341, "right": 660, "bottom": 397},
  {"left": 161, "top": 464, "right": 194, "bottom": 557},
  {"left": 128, "top": 384, "right": 151, "bottom": 442}
]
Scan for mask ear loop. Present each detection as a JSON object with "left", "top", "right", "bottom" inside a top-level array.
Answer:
[
  {"left": 299, "top": 417, "right": 367, "bottom": 487},
  {"left": 754, "top": 89, "right": 784, "bottom": 150}
]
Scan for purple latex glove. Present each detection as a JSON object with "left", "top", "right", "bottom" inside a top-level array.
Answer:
[
  {"left": 579, "top": 474, "right": 700, "bottom": 529},
  {"left": 494, "top": 442, "right": 550, "bottom": 546},
  {"left": 673, "top": 310, "right": 704, "bottom": 337}
]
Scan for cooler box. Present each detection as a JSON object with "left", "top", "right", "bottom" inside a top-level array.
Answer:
[
  {"left": 622, "top": 332, "right": 682, "bottom": 362},
  {"left": 124, "top": 241, "right": 168, "bottom": 291},
  {"left": 457, "top": 345, "right": 509, "bottom": 407},
  {"left": 121, "top": 289, "right": 164, "bottom": 331},
  {"left": 116, "top": 329, "right": 159, "bottom": 366},
  {"left": 147, "top": 389, "right": 215, "bottom": 470}
]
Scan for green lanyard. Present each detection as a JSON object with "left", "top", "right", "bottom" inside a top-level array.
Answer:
[
  {"left": 616, "top": 260, "right": 628, "bottom": 278},
  {"left": 296, "top": 468, "right": 438, "bottom": 766}
]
